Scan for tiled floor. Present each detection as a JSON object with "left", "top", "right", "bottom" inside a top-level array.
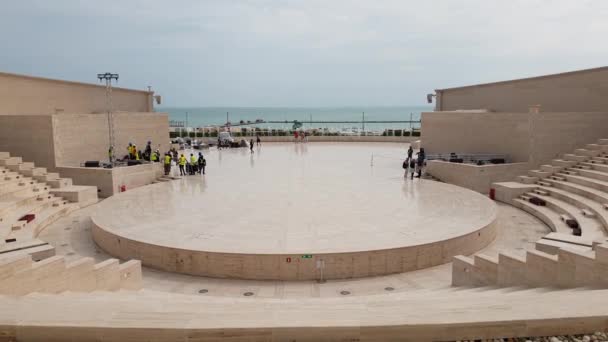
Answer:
[
  {"left": 93, "top": 143, "right": 496, "bottom": 254},
  {"left": 38, "top": 142, "right": 551, "bottom": 299}
]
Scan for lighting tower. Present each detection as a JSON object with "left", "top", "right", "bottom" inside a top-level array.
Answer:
[{"left": 97, "top": 72, "right": 119, "bottom": 164}]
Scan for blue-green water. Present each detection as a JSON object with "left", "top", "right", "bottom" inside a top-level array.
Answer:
[{"left": 159, "top": 106, "right": 431, "bottom": 131}]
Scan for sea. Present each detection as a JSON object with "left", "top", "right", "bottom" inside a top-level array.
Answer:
[{"left": 159, "top": 106, "right": 431, "bottom": 132}]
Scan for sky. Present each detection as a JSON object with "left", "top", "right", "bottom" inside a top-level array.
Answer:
[{"left": 1, "top": 0, "right": 607, "bottom": 107}]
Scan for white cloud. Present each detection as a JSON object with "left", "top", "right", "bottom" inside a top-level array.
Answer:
[{"left": 1, "top": 0, "right": 607, "bottom": 106}]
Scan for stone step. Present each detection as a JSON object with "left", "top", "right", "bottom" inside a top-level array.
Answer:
[
  {"left": 550, "top": 175, "right": 566, "bottom": 181},
  {"left": 533, "top": 189, "right": 550, "bottom": 196},
  {"left": 592, "top": 156, "right": 608, "bottom": 164},
  {"left": 574, "top": 149, "right": 601, "bottom": 157},
  {"left": 574, "top": 163, "right": 593, "bottom": 170},
  {"left": 6, "top": 162, "right": 35, "bottom": 172},
  {"left": 47, "top": 178, "right": 73, "bottom": 189},
  {"left": 0, "top": 152, "right": 10, "bottom": 159},
  {"left": 0, "top": 156, "right": 22, "bottom": 167},
  {"left": 528, "top": 170, "right": 551, "bottom": 178},
  {"left": 552, "top": 159, "right": 577, "bottom": 167},
  {"left": 561, "top": 169, "right": 578, "bottom": 175},
  {"left": 540, "top": 164, "right": 562, "bottom": 173},
  {"left": 597, "top": 138, "right": 608, "bottom": 145},
  {"left": 512, "top": 198, "right": 572, "bottom": 234},
  {"left": 582, "top": 208, "right": 595, "bottom": 217},
  {"left": 586, "top": 144, "right": 603, "bottom": 150},
  {"left": 517, "top": 175, "right": 538, "bottom": 184},
  {"left": 20, "top": 167, "right": 47, "bottom": 177},
  {"left": 563, "top": 154, "right": 588, "bottom": 162},
  {"left": 536, "top": 181, "right": 552, "bottom": 187},
  {"left": 33, "top": 173, "right": 60, "bottom": 182}
]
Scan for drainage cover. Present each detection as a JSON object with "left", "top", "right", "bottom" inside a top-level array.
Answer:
[
  {"left": 243, "top": 292, "right": 254, "bottom": 297},
  {"left": 340, "top": 290, "right": 351, "bottom": 296},
  {"left": 384, "top": 287, "right": 395, "bottom": 291},
  {"left": 198, "top": 289, "right": 208, "bottom": 294}
]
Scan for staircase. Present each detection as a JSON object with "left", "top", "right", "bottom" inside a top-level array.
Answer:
[
  {"left": 0, "top": 152, "right": 98, "bottom": 259},
  {"left": 453, "top": 138, "right": 608, "bottom": 289},
  {"left": 0, "top": 253, "right": 142, "bottom": 295}
]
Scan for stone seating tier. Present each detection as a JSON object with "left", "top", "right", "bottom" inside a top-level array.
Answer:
[
  {"left": 0, "top": 254, "right": 142, "bottom": 295},
  {"left": 460, "top": 138, "right": 608, "bottom": 289},
  {"left": 0, "top": 152, "right": 98, "bottom": 257},
  {"left": 452, "top": 242, "right": 608, "bottom": 288}
]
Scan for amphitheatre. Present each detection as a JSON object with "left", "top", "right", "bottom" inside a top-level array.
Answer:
[{"left": 2, "top": 66, "right": 608, "bottom": 341}]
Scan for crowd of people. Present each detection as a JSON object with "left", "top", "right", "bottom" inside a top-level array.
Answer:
[
  {"left": 403, "top": 146, "right": 425, "bottom": 180},
  {"left": 163, "top": 149, "right": 206, "bottom": 176}
]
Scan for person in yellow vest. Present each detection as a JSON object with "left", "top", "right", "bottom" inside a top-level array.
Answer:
[
  {"left": 151, "top": 150, "right": 158, "bottom": 162},
  {"left": 163, "top": 153, "right": 172, "bottom": 176},
  {"left": 189, "top": 153, "right": 198, "bottom": 175},
  {"left": 108, "top": 146, "right": 114, "bottom": 164},
  {"left": 127, "top": 143, "right": 134, "bottom": 160},
  {"left": 178, "top": 154, "right": 187, "bottom": 176}
]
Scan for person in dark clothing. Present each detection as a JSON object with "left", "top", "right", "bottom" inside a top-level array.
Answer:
[
  {"left": 416, "top": 148, "right": 425, "bottom": 178},
  {"left": 407, "top": 145, "right": 413, "bottom": 162},
  {"left": 144, "top": 141, "right": 152, "bottom": 161},
  {"left": 200, "top": 157, "right": 207, "bottom": 175},
  {"left": 250, "top": 139, "right": 254, "bottom": 153},
  {"left": 409, "top": 157, "right": 416, "bottom": 180},
  {"left": 197, "top": 152, "right": 204, "bottom": 174},
  {"left": 256, "top": 134, "right": 261, "bottom": 147}
]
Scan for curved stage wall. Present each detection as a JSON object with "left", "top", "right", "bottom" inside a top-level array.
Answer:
[{"left": 92, "top": 219, "right": 497, "bottom": 281}]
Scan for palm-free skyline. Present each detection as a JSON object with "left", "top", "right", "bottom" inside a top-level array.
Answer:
[{"left": 1, "top": 0, "right": 607, "bottom": 106}]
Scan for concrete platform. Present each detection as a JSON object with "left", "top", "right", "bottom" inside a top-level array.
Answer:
[{"left": 91, "top": 143, "right": 498, "bottom": 280}]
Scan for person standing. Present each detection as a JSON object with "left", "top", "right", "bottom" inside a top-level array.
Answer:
[
  {"left": 200, "top": 156, "right": 207, "bottom": 175},
  {"left": 250, "top": 139, "right": 254, "bottom": 153},
  {"left": 416, "top": 148, "right": 426, "bottom": 178},
  {"left": 190, "top": 153, "right": 198, "bottom": 175},
  {"left": 144, "top": 141, "right": 152, "bottom": 161},
  {"left": 108, "top": 146, "right": 114, "bottom": 164},
  {"left": 127, "top": 143, "right": 134, "bottom": 160},
  {"left": 409, "top": 157, "right": 417, "bottom": 180},
  {"left": 294, "top": 130, "right": 299, "bottom": 142},
  {"left": 197, "top": 152, "right": 204, "bottom": 174},
  {"left": 163, "top": 153, "right": 172, "bottom": 176},
  {"left": 407, "top": 145, "right": 413, "bottom": 163},
  {"left": 256, "top": 133, "right": 261, "bottom": 147},
  {"left": 178, "top": 154, "right": 187, "bottom": 176}
]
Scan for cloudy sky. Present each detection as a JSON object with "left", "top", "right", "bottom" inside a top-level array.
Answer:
[{"left": 1, "top": 0, "right": 607, "bottom": 106}]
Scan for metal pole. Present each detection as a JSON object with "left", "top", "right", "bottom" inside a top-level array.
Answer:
[
  {"left": 410, "top": 113, "right": 413, "bottom": 134},
  {"left": 97, "top": 73, "right": 119, "bottom": 165},
  {"left": 362, "top": 112, "right": 365, "bottom": 135}
]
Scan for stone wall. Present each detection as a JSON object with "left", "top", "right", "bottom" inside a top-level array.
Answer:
[
  {"left": 53, "top": 113, "right": 170, "bottom": 167},
  {"left": 426, "top": 161, "right": 530, "bottom": 194},
  {"left": 436, "top": 67, "right": 608, "bottom": 112},
  {"left": 0, "top": 115, "right": 56, "bottom": 168},
  {"left": 421, "top": 111, "right": 608, "bottom": 167},
  {"left": 0, "top": 72, "right": 153, "bottom": 115},
  {"left": 56, "top": 163, "right": 163, "bottom": 198}
]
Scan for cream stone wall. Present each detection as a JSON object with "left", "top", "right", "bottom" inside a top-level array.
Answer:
[
  {"left": 52, "top": 112, "right": 170, "bottom": 167},
  {"left": 56, "top": 164, "right": 163, "bottom": 198},
  {"left": 0, "top": 72, "right": 153, "bottom": 115},
  {"left": 426, "top": 161, "right": 530, "bottom": 194},
  {"left": 0, "top": 115, "right": 56, "bottom": 168},
  {"left": 436, "top": 67, "right": 608, "bottom": 112},
  {"left": 421, "top": 111, "right": 608, "bottom": 166}
]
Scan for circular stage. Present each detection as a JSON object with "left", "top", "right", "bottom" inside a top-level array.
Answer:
[{"left": 92, "top": 143, "right": 497, "bottom": 280}]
